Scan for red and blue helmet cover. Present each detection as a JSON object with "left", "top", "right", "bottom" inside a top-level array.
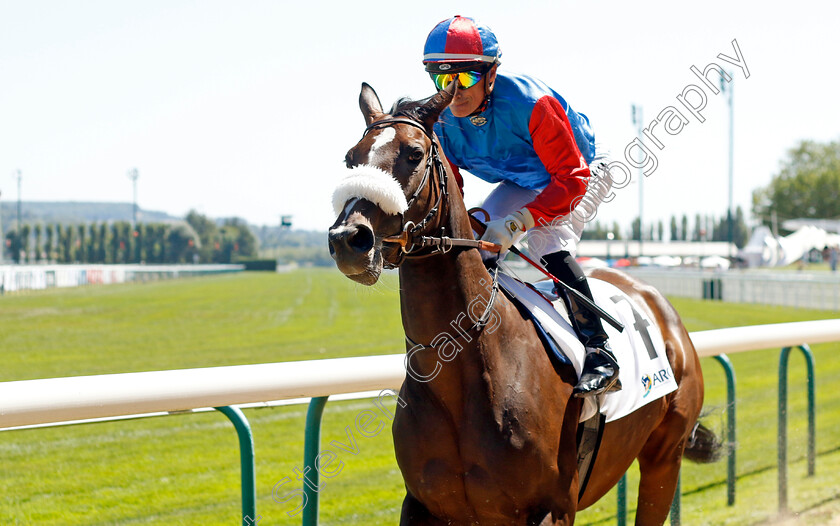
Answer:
[{"left": 423, "top": 16, "right": 501, "bottom": 73}]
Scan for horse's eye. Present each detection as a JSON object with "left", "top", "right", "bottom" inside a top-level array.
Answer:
[{"left": 407, "top": 148, "right": 424, "bottom": 163}]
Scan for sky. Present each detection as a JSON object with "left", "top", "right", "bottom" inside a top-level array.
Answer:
[{"left": 1, "top": 1, "right": 839, "bottom": 234}]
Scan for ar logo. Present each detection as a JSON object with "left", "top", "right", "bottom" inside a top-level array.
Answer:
[{"left": 641, "top": 374, "right": 653, "bottom": 397}]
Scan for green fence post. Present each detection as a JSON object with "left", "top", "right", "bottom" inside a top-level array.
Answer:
[
  {"left": 778, "top": 344, "right": 817, "bottom": 514},
  {"left": 779, "top": 346, "right": 791, "bottom": 513},
  {"left": 302, "top": 396, "right": 329, "bottom": 526},
  {"left": 669, "top": 471, "right": 681, "bottom": 525},
  {"left": 713, "top": 354, "right": 737, "bottom": 505},
  {"left": 215, "top": 406, "right": 257, "bottom": 526},
  {"left": 800, "top": 345, "right": 817, "bottom": 477},
  {"left": 617, "top": 473, "right": 627, "bottom": 526}
]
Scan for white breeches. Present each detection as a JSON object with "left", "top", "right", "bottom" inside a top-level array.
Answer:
[{"left": 480, "top": 156, "right": 613, "bottom": 259}]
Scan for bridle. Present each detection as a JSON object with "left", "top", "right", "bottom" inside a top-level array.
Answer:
[
  {"left": 360, "top": 116, "right": 501, "bottom": 349},
  {"left": 361, "top": 116, "right": 497, "bottom": 269}
]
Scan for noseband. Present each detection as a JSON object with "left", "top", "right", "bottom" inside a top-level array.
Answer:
[{"left": 362, "top": 117, "right": 496, "bottom": 268}]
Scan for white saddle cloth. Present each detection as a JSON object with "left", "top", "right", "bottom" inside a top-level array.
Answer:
[{"left": 497, "top": 273, "right": 678, "bottom": 422}]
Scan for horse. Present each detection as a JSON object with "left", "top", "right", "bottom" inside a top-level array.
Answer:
[{"left": 328, "top": 82, "right": 721, "bottom": 525}]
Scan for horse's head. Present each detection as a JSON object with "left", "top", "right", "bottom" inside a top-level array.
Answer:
[{"left": 328, "top": 83, "right": 453, "bottom": 285}]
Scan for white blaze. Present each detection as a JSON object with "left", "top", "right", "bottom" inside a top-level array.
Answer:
[{"left": 368, "top": 127, "right": 396, "bottom": 166}]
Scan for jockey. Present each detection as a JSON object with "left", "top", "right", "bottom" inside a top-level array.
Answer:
[{"left": 423, "top": 15, "right": 620, "bottom": 398}]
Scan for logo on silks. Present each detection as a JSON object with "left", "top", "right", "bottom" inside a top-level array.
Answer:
[
  {"left": 469, "top": 115, "right": 487, "bottom": 126},
  {"left": 641, "top": 374, "right": 653, "bottom": 397}
]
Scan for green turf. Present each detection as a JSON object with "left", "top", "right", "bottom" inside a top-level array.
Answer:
[{"left": 0, "top": 269, "right": 838, "bottom": 525}]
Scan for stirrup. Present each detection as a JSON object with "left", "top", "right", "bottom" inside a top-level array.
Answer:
[{"left": 573, "top": 347, "right": 622, "bottom": 398}]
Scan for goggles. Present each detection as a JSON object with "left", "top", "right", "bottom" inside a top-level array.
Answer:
[{"left": 430, "top": 70, "right": 483, "bottom": 91}]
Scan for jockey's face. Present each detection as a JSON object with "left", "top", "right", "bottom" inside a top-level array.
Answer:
[{"left": 448, "top": 65, "right": 497, "bottom": 118}]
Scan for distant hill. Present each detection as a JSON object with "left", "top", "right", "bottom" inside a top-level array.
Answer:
[{"left": 0, "top": 201, "right": 180, "bottom": 232}]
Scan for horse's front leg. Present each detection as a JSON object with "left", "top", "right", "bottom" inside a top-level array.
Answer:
[{"left": 400, "top": 492, "right": 451, "bottom": 526}]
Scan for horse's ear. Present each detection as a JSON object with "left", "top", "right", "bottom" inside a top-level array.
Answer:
[
  {"left": 418, "top": 83, "right": 455, "bottom": 133},
  {"left": 359, "top": 82, "right": 384, "bottom": 126}
]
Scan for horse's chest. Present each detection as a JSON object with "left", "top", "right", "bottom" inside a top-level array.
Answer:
[{"left": 395, "top": 401, "right": 549, "bottom": 519}]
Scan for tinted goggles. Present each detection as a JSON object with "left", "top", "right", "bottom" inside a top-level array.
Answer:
[{"left": 430, "top": 70, "right": 483, "bottom": 91}]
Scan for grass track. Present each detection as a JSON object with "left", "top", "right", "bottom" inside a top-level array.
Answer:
[{"left": 0, "top": 268, "right": 838, "bottom": 524}]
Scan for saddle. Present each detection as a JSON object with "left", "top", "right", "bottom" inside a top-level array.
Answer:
[{"left": 496, "top": 271, "right": 678, "bottom": 423}]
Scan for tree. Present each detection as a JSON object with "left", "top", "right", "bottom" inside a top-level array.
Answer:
[
  {"left": 186, "top": 210, "right": 218, "bottom": 263},
  {"left": 6, "top": 230, "right": 20, "bottom": 263},
  {"left": 88, "top": 224, "right": 98, "bottom": 263},
  {"left": 670, "top": 216, "right": 678, "bottom": 241},
  {"left": 220, "top": 218, "right": 258, "bottom": 261},
  {"left": 657, "top": 220, "right": 664, "bottom": 242},
  {"left": 45, "top": 224, "right": 55, "bottom": 261},
  {"left": 611, "top": 221, "right": 622, "bottom": 240},
  {"left": 733, "top": 206, "right": 749, "bottom": 248},
  {"left": 63, "top": 225, "right": 74, "bottom": 262},
  {"left": 681, "top": 215, "right": 689, "bottom": 241},
  {"left": 77, "top": 225, "right": 86, "bottom": 263},
  {"left": 56, "top": 223, "right": 66, "bottom": 262},
  {"left": 166, "top": 223, "right": 200, "bottom": 263},
  {"left": 134, "top": 224, "right": 145, "bottom": 263},
  {"left": 753, "top": 139, "right": 840, "bottom": 231},
  {"left": 98, "top": 223, "right": 109, "bottom": 263},
  {"left": 631, "top": 217, "right": 641, "bottom": 241},
  {"left": 34, "top": 224, "right": 42, "bottom": 261},
  {"left": 20, "top": 224, "right": 31, "bottom": 262}
]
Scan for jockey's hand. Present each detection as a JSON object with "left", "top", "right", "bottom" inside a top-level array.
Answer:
[{"left": 480, "top": 208, "right": 535, "bottom": 252}]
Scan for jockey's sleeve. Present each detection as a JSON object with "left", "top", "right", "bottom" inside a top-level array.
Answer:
[{"left": 524, "top": 96, "right": 591, "bottom": 224}]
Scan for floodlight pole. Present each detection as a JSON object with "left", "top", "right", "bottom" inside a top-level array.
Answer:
[
  {"left": 631, "top": 104, "right": 644, "bottom": 257},
  {"left": 127, "top": 168, "right": 139, "bottom": 228},
  {"left": 721, "top": 72, "right": 734, "bottom": 258}
]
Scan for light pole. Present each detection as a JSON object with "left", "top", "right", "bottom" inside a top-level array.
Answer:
[
  {"left": 631, "top": 104, "right": 644, "bottom": 257},
  {"left": 127, "top": 168, "right": 139, "bottom": 228},
  {"left": 721, "top": 72, "right": 734, "bottom": 258},
  {"left": 606, "top": 231, "right": 614, "bottom": 263}
]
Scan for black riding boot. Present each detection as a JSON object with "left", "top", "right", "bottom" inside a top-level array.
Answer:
[{"left": 542, "top": 251, "right": 621, "bottom": 398}]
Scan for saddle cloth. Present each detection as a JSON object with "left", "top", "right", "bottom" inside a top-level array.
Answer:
[{"left": 496, "top": 273, "right": 678, "bottom": 423}]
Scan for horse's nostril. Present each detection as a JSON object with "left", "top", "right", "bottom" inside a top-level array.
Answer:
[{"left": 348, "top": 225, "right": 374, "bottom": 253}]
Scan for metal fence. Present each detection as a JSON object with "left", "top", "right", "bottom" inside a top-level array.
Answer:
[
  {"left": 623, "top": 268, "right": 840, "bottom": 310},
  {"left": 0, "top": 263, "right": 244, "bottom": 293}
]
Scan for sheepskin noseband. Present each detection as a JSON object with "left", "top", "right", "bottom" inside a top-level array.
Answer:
[{"left": 332, "top": 164, "right": 408, "bottom": 216}]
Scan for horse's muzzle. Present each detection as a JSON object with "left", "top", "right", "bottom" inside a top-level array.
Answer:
[{"left": 328, "top": 223, "right": 380, "bottom": 283}]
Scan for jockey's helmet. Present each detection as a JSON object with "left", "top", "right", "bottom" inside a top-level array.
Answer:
[{"left": 423, "top": 16, "right": 501, "bottom": 74}]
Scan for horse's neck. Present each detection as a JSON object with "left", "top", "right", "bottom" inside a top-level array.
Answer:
[{"left": 398, "top": 188, "right": 499, "bottom": 389}]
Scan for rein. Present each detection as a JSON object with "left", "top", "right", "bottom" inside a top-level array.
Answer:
[{"left": 363, "top": 118, "right": 499, "bottom": 266}]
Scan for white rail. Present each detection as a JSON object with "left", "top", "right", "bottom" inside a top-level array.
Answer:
[{"left": 1, "top": 320, "right": 838, "bottom": 430}]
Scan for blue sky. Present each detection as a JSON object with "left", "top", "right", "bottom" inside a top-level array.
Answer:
[{"left": 1, "top": 1, "right": 838, "bottom": 233}]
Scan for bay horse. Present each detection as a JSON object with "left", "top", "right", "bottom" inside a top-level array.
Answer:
[{"left": 328, "top": 83, "right": 720, "bottom": 525}]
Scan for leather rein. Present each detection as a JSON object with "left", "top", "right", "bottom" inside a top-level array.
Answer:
[{"left": 362, "top": 117, "right": 500, "bottom": 269}]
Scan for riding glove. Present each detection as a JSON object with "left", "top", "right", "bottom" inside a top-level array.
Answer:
[{"left": 480, "top": 208, "right": 535, "bottom": 252}]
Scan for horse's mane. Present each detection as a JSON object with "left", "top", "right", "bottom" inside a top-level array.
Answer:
[{"left": 390, "top": 96, "right": 434, "bottom": 124}]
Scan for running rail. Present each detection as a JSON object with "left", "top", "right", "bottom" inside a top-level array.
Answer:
[
  {"left": 2, "top": 320, "right": 838, "bottom": 428},
  {"left": 1, "top": 319, "right": 839, "bottom": 525}
]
